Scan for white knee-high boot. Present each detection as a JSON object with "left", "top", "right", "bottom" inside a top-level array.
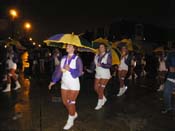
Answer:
[
  {"left": 102, "top": 96, "right": 107, "bottom": 106},
  {"left": 2, "top": 84, "right": 11, "bottom": 92},
  {"left": 95, "top": 99, "right": 103, "bottom": 110},
  {"left": 14, "top": 81, "right": 21, "bottom": 90},
  {"left": 63, "top": 112, "right": 78, "bottom": 130}
]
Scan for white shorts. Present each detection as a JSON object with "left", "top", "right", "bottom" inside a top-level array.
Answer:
[
  {"left": 118, "top": 64, "right": 128, "bottom": 71},
  {"left": 95, "top": 67, "right": 111, "bottom": 79},
  {"left": 119, "top": 57, "right": 128, "bottom": 71},
  {"left": 61, "top": 80, "right": 80, "bottom": 91},
  {"left": 118, "top": 67, "right": 128, "bottom": 71}
]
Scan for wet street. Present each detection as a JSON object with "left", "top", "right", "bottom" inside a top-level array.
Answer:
[{"left": 0, "top": 72, "right": 175, "bottom": 131}]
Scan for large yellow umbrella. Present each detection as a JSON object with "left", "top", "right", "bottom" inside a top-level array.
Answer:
[
  {"left": 111, "top": 48, "right": 120, "bottom": 65},
  {"left": 93, "top": 37, "right": 109, "bottom": 45},
  {"left": 92, "top": 37, "right": 110, "bottom": 49},
  {"left": 44, "top": 33, "right": 96, "bottom": 52},
  {"left": 120, "top": 38, "right": 133, "bottom": 51},
  {"left": 153, "top": 47, "right": 164, "bottom": 52},
  {"left": 6, "top": 40, "right": 26, "bottom": 50},
  {"left": 111, "top": 41, "right": 121, "bottom": 49}
]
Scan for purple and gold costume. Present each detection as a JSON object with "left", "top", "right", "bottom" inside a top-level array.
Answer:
[{"left": 51, "top": 54, "right": 83, "bottom": 90}]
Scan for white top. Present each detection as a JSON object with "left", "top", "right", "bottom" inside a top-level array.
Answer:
[
  {"left": 6, "top": 59, "right": 17, "bottom": 70},
  {"left": 159, "top": 58, "right": 168, "bottom": 72},
  {"left": 118, "top": 55, "right": 128, "bottom": 71},
  {"left": 94, "top": 53, "right": 111, "bottom": 79},
  {"left": 54, "top": 57, "right": 60, "bottom": 66},
  {"left": 141, "top": 58, "right": 146, "bottom": 65},
  {"left": 131, "top": 59, "right": 136, "bottom": 67},
  {"left": 60, "top": 56, "right": 79, "bottom": 84},
  {"left": 94, "top": 53, "right": 110, "bottom": 73}
]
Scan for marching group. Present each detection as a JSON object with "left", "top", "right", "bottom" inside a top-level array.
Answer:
[
  {"left": 48, "top": 42, "right": 175, "bottom": 130},
  {"left": 1, "top": 42, "right": 175, "bottom": 130}
]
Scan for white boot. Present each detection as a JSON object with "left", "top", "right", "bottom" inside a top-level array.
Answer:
[
  {"left": 128, "top": 75, "right": 132, "bottom": 80},
  {"left": 157, "top": 84, "right": 164, "bottom": 92},
  {"left": 117, "top": 87, "right": 123, "bottom": 96},
  {"left": 16, "top": 74, "right": 19, "bottom": 79},
  {"left": 2, "top": 74, "right": 7, "bottom": 81},
  {"left": 95, "top": 99, "right": 103, "bottom": 110},
  {"left": 63, "top": 113, "right": 78, "bottom": 130},
  {"left": 101, "top": 96, "right": 107, "bottom": 106},
  {"left": 117, "top": 86, "right": 128, "bottom": 96},
  {"left": 2, "top": 84, "right": 11, "bottom": 92},
  {"left": 14, "top": 81, "right": 21, "bottom": 90}
]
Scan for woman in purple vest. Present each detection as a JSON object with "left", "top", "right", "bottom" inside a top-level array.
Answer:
[
  {"left": 93, "top": 43, "right": 112, "bottom": 110},
  {"left": 48, "top": 44, "right": 83, "bottom": 130}
]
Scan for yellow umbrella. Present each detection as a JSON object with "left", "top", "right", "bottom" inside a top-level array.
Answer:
[
  {"left": 6, "top": 40, "right": 26, "bottom": 50},
  {"left": 111, "top": 41, "right": 120, "bottom": 49},
  {"left": 93, "top": 37, "right": 109, "bottom": 45},
  {"left": 44, "top": 33, "right": 96, "bottom": 52},
  {"left": 44, "top": 33, "right": 83, "bottom": 47},
  {"left": 111, "top": 48, "right": 120, "bottom": 65},
  {"left": 121, "top": 38, "right": 133, "bottom": 51},
  {"left": 92, "top": 37, "right": 110, "bottom": 49},
  {"left": 153, "top": 47, "right": 164, "bottom": 52}
]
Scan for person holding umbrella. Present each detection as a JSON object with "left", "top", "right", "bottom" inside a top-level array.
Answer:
[
  {"left": 117, "top": 44, "right": 131, "bottom": 96},
  {"left": 48, "top": 43, "right": 83, "bottom": 130},
  {"left": 89, "top": 43, "right": 112, "bottom": 110}
]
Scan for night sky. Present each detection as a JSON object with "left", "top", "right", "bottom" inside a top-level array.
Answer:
[{"left": 1, "top": 0, "right": 175, "bottom": 42}]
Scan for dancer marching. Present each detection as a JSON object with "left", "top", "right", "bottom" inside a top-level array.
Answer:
[
  {"left": 117, "top": 44, "right": 131, "bottom": 96},
  {"left": 2, "top": 46, "right": 21, "bottom": 92},
  {"left": 91, "top": 43, "right": 112, "bottom": 110},
  {"left": 48, "top": 44, "right": 83, "bottom": 130}
]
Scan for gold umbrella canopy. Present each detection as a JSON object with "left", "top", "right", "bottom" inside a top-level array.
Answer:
[
  {"left": 120, "top": 38, "right": 133, "bottom": 51},
  {"left": 93, "top": 37, "right": 109, "bottom": 45},
  {"left": 92, "top": 37, "right": 111, "bottom": 49},
  {"left": 44, "top": 33, "right": 96, "bottom": 53},
  {"left": 153, "top": 47, "right": 164, "bottom": 52},
  {"left": 6, "top": 40, "right": 26, "bottom": 50},
  {"left": 111, "top": 48, "right": 120, "bottom": 65}
]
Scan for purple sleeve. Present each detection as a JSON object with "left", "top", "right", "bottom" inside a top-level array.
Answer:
[
  {"left": 69, "top": 57, "right": 83, "bottom": 78},
  {"left": 101, "top": 53, "right": 112, "bottom": 69},
  {"left": 51, "top": 65, "right": 62, "bottom": 83}
]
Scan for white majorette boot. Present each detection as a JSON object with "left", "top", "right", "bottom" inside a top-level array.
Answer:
[
  {"left": 2, "top": 84, "right": 11, "bottom": 92},
  {"left": 14, "top": 81, "right": 21, "bottom": 90},
  {"left": 63, "top": 112, "right": 78, "bottom": 130},
  {"left": 157, "top": 84, "right": 164, "bottom": 92},
  {"left": 2, "top": 74, "right": 7, "bottom": 81},
  {"left": 101, "top": 96, "right": 107, "bottom": 106},
  {"left": 128, "top": 75, "right": 132, "bottom": 80},
  {"left": 95, "top": 99, "right": 103, "bottom": 110},
  {"left": 117, "top": 86, "right": 128, "bottom": 96}
]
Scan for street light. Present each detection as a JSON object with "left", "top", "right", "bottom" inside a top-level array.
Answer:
[
  {"left": 29, "top": 37, "right": 33, "bottom": 41},
  {"left": 33, "top": 42, "right": 36, "bottom": 45},
  {"left": 9, "top": 9, "right": 18, "bottom": 19},
  {"left": 24, "top": 22, "right": 31, "bottom": 31},
  {"left": 24, "top": 22, "right": 32, "bottom": 38},
  {"left": 9, "top": 9, "right": 18, "bottom": 38}
]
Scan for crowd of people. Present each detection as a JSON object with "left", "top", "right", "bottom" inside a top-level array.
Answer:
[
  {"left": 47, "top": 41, "right": 175, "bottom": 130},
  {"left": 0, "top": 41, "right": 175, "bottom": 130}
]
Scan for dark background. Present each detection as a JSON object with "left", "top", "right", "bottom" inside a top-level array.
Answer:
[{"left": 0, "top": 0, "right": 175, "bottom": 42}]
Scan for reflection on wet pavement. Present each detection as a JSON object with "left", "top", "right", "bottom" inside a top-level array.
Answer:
[{"left": 0, "top": 73, "right": 175, "bottom": 131}]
